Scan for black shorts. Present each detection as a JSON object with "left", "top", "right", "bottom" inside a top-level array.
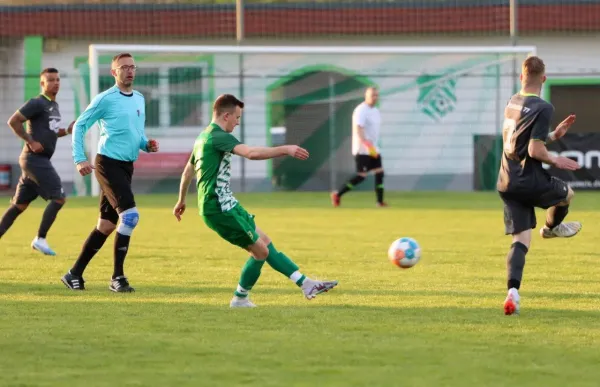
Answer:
[
  {"left": 13, "top": 154, "right": 64, "bottom": 205},
  {"left": 355, "top": 154, "right": 383, "bottom": 173},
  {"left": 95, "top": 154, "right": 135, "bottom": 224},
  {"left": 499, "top": 176, "right": 570, "bottom": 235}
]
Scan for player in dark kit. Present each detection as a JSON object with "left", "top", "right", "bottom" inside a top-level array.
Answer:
[
  {"left": 497, "top": 56, "right": 582, "bottom": 316},
  {"left": 0, "top": 68, "right": 74, "bottom": 256}
]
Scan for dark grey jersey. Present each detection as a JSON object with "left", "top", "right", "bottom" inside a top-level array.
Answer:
[
  {"left": 497, "top": 93, "right": 554, "bottom": 193},
  {"left": 18, "top": 95, "right": 62, "bottom": 158}
]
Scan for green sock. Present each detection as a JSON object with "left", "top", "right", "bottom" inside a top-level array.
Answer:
[
  {"left": 265, "top": 242, "right": 306, "bottom": 286},
  {"left": 235, "top": 257, "right": 265, "bottom": 297}
]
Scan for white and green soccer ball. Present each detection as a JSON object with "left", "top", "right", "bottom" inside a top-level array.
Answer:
[{"left": 388, "top": 237, "right": 421, "bottom": 269}]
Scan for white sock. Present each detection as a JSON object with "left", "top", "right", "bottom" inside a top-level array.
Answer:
[
  {"left": 235, "top": 284, "right": 249, "bottom": 298},
  {"left": 289, "top": 271, "right": 305, "bottom": 285},
  {"left": 508, "top": 287, "right": 520, "bottom": 300}
]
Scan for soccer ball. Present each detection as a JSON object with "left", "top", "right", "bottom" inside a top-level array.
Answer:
[{"left": 388, "top": 237, "right": 421, "bottom": 269}]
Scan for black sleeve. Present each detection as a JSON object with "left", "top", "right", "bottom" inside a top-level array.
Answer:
[
  {"left": 18, "top": 98, "right": 43, "bottom": 120},
  {"left": 530, "top": 105, "right": 553, "bottom": 142}
]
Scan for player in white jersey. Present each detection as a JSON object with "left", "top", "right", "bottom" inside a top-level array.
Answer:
[{"left": 331, "top": 87, "right": 387, "bottom": 207}]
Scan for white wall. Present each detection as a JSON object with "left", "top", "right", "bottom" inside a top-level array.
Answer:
[
  {"left": 37, "top": 35, "right": 600, "bottom": 187},
  {"left": 0, "top": 39, "right": 25, "bottom": 166}
]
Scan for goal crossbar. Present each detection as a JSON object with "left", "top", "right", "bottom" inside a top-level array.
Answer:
[{"left": 90, "top": 44, "right": 536, "bottom": 55}]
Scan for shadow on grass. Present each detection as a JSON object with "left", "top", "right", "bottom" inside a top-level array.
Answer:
[
  {"left": 3, "top": 298, "right": 600, "bottom": 328},
  {"left": 3, "top": 282, "right": 600, "bottom": 308}
]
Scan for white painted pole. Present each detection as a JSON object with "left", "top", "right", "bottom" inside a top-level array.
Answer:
[
  {"left": 88, "top": 44, "right": 100, "bottom": 197},
  {"left": 91, "top": 44, "right": 536, "bottom": 55}
]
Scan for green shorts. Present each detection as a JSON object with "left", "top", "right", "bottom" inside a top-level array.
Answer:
[{"left": 203, "top": 205, "right": 260, "bottom": 249}]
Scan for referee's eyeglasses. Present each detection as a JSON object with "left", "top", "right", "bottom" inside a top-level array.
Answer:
[{"left": 115, "top": 65, "right": 138, "bottom": 72}]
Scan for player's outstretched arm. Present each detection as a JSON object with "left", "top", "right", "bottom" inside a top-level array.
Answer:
[
  {"left": 173, "top": 159, "right": 195, "bottom": 221},
  {"left": 529, "top": 105, "right": 579, "bottom": 171},
  {"left": 528, "top": 140, "right": 555, "bottom": 165},
  {"left": 547, "top": 114, "right": 576, "bottom": 143},
  {"left": 528, "top": 140, "right": 580, "bottom": 171},
  {"left": 232, "top": 144, "right": 309, "bottom": 161}
]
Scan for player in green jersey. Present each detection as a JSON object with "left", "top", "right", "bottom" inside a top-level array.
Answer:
[{"left": 173, "top": 94, "right": 338, "bottom": 308}]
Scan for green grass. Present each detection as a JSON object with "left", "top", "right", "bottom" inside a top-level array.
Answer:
[{"left": 1, "top": 191, "right": 599, "bottom": 387}]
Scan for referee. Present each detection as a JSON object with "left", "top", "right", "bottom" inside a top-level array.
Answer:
[{"left": 62, "top": 53, "right": 159, "bottom": 292}]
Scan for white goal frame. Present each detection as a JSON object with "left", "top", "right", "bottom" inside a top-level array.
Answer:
[{"left": 87, "top": 44, "right": 536, "bottom": 196}]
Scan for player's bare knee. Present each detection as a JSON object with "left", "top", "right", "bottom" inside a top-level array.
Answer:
[
  {"left": 117, "top": 207, "right": 140, "bottom": 236},
  {"left": 54, "top": 198, "right": 66, "bottom": 206},
  {"left": 358, "top": 172, "right": 368, "bottom": 178},
  {"left": 255, "top": 245, "right": 269, "bottom": 260},
  {"left": 373, "top": 167, "right": 384, "bottom": 174},
  {"left": 258, "top": 232, "right": 271, "bottom": 246},
  {"left": 254, "top": 226, "right": 271, "bottom": 245},
  {"left": 512, "top": 230, "right": 531, "bottom": 249},
  {"left": 249, "top": 241, "right": 269, "bottom": 260},
  {"left": 97, "top": 219, "right": 117, "bottom": 235},
  {"left": 259, "top": 235, "right": 271, "bottom": 246}
]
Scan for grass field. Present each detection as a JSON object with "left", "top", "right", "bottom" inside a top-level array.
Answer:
[{"left": 1, "top": 191, "right": 599, "bottom": 387}]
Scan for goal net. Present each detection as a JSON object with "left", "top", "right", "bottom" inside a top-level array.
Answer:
[{"left": 77, "top": 44, "right": 535, "bottom": 196}]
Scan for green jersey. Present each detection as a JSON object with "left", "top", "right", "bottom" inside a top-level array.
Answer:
[{"left": 190, "top": 123, "right": 242, "bottom": 215}]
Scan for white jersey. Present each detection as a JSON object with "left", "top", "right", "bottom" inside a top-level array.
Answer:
[{"left": 351, "top": 102, "right": 381, "bottom": 156}]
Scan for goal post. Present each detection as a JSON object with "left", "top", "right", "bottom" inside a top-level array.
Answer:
[{"left": 85, "top": 44, "right": 536, "bottom": 196}]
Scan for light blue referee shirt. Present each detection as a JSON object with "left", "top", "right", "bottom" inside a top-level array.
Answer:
[{"left": 72, "top": 85, "right": 149, "bottom": 164}]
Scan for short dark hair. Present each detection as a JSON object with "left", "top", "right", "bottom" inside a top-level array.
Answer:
[
  {"left": 112, "top": 53, "right": 133, "bottom": 64},
  {"left": 522, "top": 56, "right": 545, "bottom": 78},
  {"left": 213, "top": 94, "right": 244, "bottom": 116},
  {"left": 40, "top": 68, "right": 59, "bottom": 76}
]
